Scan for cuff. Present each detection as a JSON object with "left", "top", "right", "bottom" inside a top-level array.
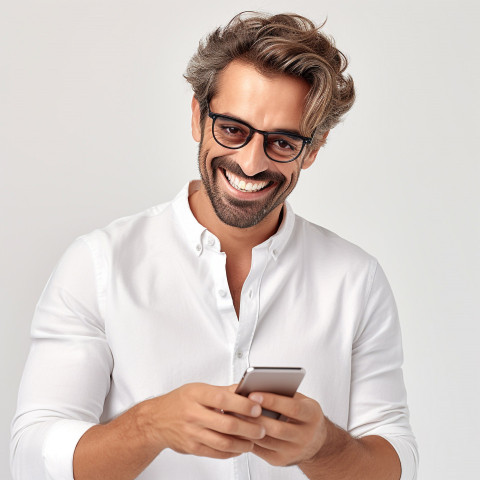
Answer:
[
  {"left": 42, "top": 419, "right": 95, "bottom": 480},
  {"left": 381, "top": 434, "right": 419, "bottom": 480}
]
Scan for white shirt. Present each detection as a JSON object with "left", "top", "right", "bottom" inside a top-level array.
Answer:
[{"left": 11, "top": 181, "right": 418, "bottom": 479}]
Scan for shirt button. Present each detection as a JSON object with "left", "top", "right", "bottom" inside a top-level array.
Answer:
[
  {"left": 218, "top": 289, "right": 227, "bottom": 298},
  {"left": 248, "top": 290, "right": 253, "bottom": 298},
  {"left": 195, "top": 244, "right": 201, "bottom": 252},
  {"left": 207, "top": 237, "right": 215, "bottom": 246},
  {"left": 236, "top": 351, "right": 243, "bottom": 359},
  {"left": 272, "top": 249, "right": 278, "bottom": 256}
]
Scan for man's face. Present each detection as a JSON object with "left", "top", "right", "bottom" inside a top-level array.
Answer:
[{"left": 192, "top": 60, "right": 319, "bottom": 229}]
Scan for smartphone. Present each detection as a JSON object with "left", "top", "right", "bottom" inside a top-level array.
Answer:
[{"left": 235, "top": 366, "right": 306, "bottom": 419}]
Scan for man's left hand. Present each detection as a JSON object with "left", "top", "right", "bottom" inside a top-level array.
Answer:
[{"left": 247, "top": 392, "right": 327, "bottom": 466}]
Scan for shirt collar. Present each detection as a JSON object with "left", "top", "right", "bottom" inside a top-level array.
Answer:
[
  {"left": 171, "top": 181, "right": 207, "bottom": 256},
  {"left": 172, "top": 180, "right": 295, "bottom": 260},
  {"left": 264, "top": 199, "right": 295, "bottom": 261}
]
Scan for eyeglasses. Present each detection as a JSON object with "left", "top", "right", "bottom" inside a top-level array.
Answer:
[{"left": 208, "top": 106, "right": 313, "bottom": 163}]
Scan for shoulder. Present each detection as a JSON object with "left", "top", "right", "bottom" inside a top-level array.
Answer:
[
  {"left": 286, "top": 214, "right": 382, "bottom": 298},
  {"left": 79, "top": 199, "right": 174, "bottom": 254},
  {"left": 289, "top": 215, "right": 393, "bottom": 322},
  {"left": 291, "top": 214, "right": 377, "bottom": 268}
]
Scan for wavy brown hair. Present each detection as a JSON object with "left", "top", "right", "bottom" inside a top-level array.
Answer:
[{"left": 184, "top": 11, "right": 355, "bottom": 149}]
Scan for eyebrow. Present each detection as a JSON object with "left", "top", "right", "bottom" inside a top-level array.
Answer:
[{"left": 217, "top": 111, "right": 303, "bottom": 137}]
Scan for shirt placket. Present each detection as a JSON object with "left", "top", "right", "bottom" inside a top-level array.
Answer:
[
  {"left": 199, "top": 232, "right": 238, "bottom": 344},
  {"left": 232, "top": 243, "right": 270, "bottom": 480},
  {"left": 199, "top": 231, "right": 272, "bottom": 480}
]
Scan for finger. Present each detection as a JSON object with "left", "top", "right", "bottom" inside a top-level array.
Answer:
[
  {"left": 254, "top": 434, "right": 292, "bottom": 449},
  {"left": 199, "top": 407, "right": 266, "bottom": 440},
  {"left": 194, "top": 445, "right": 240, "bottom": 460},
  {"left": 202, "top": 386, "right": 262, "bottom": 418},
  {"left": 199, "top": 428, "right": 256, "bottom": 454},
  {"left": 187, "top": 436, "right": 244, "bottom": 459},
  {"left": 248, "top": 392, "right": 313, "bottom": 422},
  {"left": 251, "top": 444, "right": 287, "bottom": 467},
  {"left": 250, "top": 414, "right": 301, "bottom": 442}
]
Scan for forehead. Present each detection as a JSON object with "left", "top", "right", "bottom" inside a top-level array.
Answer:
[{"left": 212, "top": 60, "right": 310, "bottom": 131}]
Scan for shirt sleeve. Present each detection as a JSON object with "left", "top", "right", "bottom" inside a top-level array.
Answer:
[
  {"left": 348, "top": 261, "right": 419, "bottom": 479},
  {"left": 10, "top": 236, "right": 113, "bottom": 480}
]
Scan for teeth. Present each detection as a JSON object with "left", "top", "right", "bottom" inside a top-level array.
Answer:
[{"left": 224, "top": 170, "right": 269, "bottom": 192}]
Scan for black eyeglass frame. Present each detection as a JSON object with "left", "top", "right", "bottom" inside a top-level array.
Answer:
[{"left": 207, "top": 107, "right": 314, "bottom": 163}]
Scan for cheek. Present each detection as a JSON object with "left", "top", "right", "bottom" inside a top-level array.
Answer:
[
  {"left": 200, "top": 141, "right": 223, "bottom": 169},
  {"left": 279, "top": 164, "right": 300, "bottom": 184},
  {"left": 197, "top": 144, "right": 209, "bottom": 173},
  {"left": 199, "top": 144, "right": 222, "bottom": 181}
]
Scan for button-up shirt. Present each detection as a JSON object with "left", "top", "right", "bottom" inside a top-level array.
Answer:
[{"left": 11, "top": 181, "right": 418, "bottom": 479}]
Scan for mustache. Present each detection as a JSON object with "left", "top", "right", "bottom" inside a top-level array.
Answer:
[{"left": 211, "top": 156, "right": 285, "bottom": 183}]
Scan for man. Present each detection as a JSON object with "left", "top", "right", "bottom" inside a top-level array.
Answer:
[{"left": 11, "top": 12, "right": 418, "bottom": 480}]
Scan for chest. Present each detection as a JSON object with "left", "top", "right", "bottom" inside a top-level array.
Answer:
[
  {"left": 225, "top": 254, "right": 251, "bottom": 317},
  {"left": 104, "top": 246, "right": 358, "bottom": 428}
]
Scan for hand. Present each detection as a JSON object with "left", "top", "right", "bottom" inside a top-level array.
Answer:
[
  {"left": 247, "top": 392, "right": 327, "bottom": 466},
  {"left": 140, "top": 383, "right": 265, "bottom": 459}
]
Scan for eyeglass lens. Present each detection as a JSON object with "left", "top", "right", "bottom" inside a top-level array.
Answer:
[{"left": 212, "top": 116, "right": 305, "bottom": 162}]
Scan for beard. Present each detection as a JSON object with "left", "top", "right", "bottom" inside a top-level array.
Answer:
[{"left": 197, "top": 145, "right": 297, "bottom": 229}]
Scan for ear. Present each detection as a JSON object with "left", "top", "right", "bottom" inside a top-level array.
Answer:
[
  {"left": 301, "top": 148, "right": 319, "bottom": 170},
  {"left": 301, "top": 130, "right": 329, "bottom": 170},
  {"left": 191, "top": 96, "right": 202, "bottom": 143}
]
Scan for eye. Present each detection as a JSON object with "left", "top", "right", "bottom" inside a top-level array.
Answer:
[
  {"left": 274, "top": 138, "right": 295, "bottom": 151},
  {"left": 213, "top": 117, "right": 250, "bottom": 147},
  {"left": 215, "top": 120, "right": 249, "bottom": 140},
  {"left": 222, "top": 126, "right": 242, "bottom": 136},
  {"left": 269, "top": 136, "right": 299, "bottom": 152}
]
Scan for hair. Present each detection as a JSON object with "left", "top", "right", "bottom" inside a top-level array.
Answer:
[{"left": 184, "top": 11, "right": 355, "bottom": 149}]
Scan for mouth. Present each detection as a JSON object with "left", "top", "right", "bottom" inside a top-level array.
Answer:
[{"left": 222, "top": 168, "right": 273, "bottom": 193}]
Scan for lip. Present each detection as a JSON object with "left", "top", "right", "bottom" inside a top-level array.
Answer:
[{"left": 219, "top": 168, "right": 277, "bottom": 200}]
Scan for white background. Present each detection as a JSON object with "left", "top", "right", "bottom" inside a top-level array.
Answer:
[{"left": 1, "top": 1, "right": 479, "bottom": 478}]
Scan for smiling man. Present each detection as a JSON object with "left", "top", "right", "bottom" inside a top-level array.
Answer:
[
  {"left": 188, "top": 60, "right": 323, "bottom": 318},
  {"left": 11, "top": 12, "right": 418, "bottom": 480},
  {"left": 192, "top": 61, "right": 316, "bottom": 231}
]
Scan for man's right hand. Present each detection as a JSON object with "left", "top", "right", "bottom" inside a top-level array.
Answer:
[
  {"left": 140, "top": 382, "right": 266, "bottom": 458},
  {"left": 73, "top": 383, "right": 265, "bottom": 480}
]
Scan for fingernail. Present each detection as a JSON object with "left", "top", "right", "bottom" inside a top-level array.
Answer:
[
  {"left": 250, "top": 393, "right": 263, "bottom": 403},
  {"left": 251, "top": 404, "right": 262, "bottom": 416}
]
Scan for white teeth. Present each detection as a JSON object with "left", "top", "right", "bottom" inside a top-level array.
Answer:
[{"left": 224, "top": 170, "right": 269, "bottom": 192}]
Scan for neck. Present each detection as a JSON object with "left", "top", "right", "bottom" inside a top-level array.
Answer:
[{"left": 188, "top": 184, "right": 283, "bottom": 255}]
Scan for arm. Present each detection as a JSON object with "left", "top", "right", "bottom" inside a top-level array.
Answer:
[
  {"left": 301, "top": 425, "right": 400, "bottom": 480},
  {"left": 11, "top": 238, "right": 265, "bottom": 480},
  {"left": 10, "top": 238, "right": 112, "bottom": 480},
  {"left": 247, "top": 262, "right": 418, "bottom": 479},
  {"left": 246, "top": 391, "right": 400, "bottom": 479},
  {"left": 73, "top": 383, "right": 265, "bottom": 480},
  {"left": 300, "top": 425, "right": 401, "bottom": 480}
]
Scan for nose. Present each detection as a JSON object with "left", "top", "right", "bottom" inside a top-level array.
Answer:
[{"left": 235, "top": 132, "right": 271, "bottom": 177}]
